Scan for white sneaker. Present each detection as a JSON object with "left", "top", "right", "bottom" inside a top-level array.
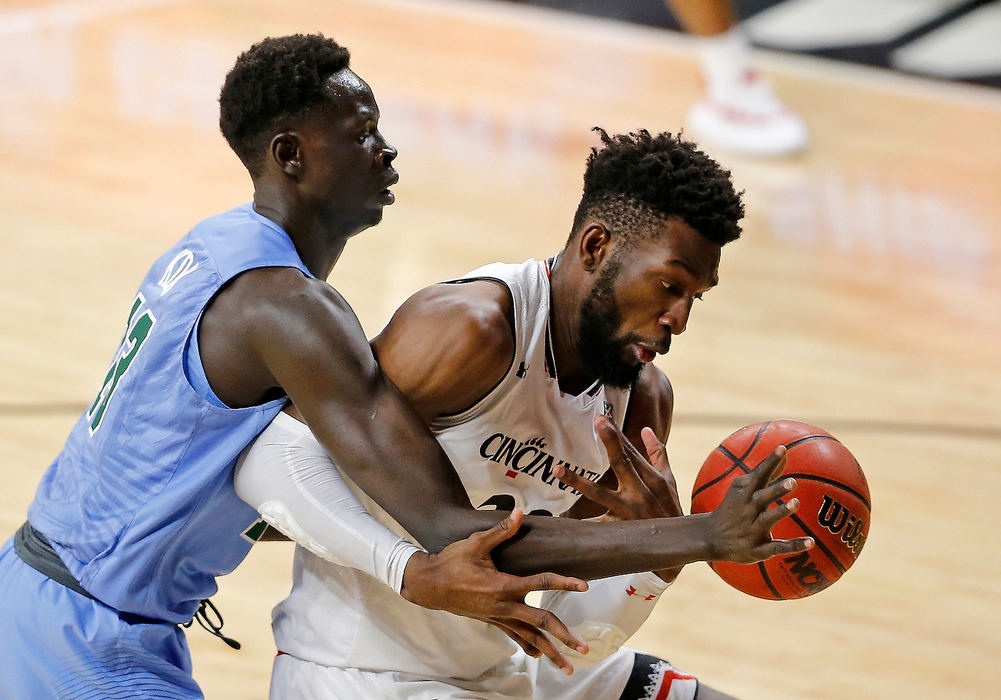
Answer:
[{"left": 687, "top": 70, "right": 809, "bottom": 157}]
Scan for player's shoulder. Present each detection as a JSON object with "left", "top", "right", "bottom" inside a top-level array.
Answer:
[
  {"left": 634, "top": 363, "right": 674, "bottom": 404},
  {"left": 625, "top": 364, "right": 675, "bottom": 438},
  {"left": 227, "top": 266, "right": 335, "bottom": 298},
  {"left": 205, "top": 267, "right": 364, "bottom": 363},
  {"left": 394, "top": 279, "right": 514, "bottom": 349},
  {"left": 372, "top": 280, "right": 516, "bottom": 419},
  {"left": 217, "top": 267, "right": 350, "bottom": 320}
]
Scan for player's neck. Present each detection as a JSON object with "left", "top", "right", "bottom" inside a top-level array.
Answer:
[
  {"left": 252, "top": 193, "right": 351, "bottom": 279},
  {"left": 548, "top": 255, "right": 599, "bottom": 396}
]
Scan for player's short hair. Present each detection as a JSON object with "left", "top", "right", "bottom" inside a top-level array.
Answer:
[
  {"left": 570, "top": 128, "right": 744, "bottom": 247},
  {"left": 219, "top": 34, "right": 351, "bottom": 176}
]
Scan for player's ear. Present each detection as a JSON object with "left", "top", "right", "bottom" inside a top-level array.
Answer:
[
  {"left": 270, "top": 132, "right": 304, "bottom": 179},
  {"left": 577, "top": 223, "right": 611, "bottom": 273}
]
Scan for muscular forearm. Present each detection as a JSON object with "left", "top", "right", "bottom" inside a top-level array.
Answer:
[
  {"left": 302, "top": 374, "right": 477, "bottom": 543},
  {"left": 278, "top": 304, "right": 795, "bottom": 579},
  {"left": 309, "top": 379, "right": 731, "bottom": 579},
  {"left": 313, "top": 411, "right": 718, "bottom": 579},
  {"left": 314, "top": 392, "right": 718, "bottom": 579},
  {"left": 429, "top": 504, "right": 716, "bottom": 580}
]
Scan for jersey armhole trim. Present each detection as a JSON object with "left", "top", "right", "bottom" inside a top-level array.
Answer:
[{"left": 181, "top": 264, "right": 309, "bottom": 412}]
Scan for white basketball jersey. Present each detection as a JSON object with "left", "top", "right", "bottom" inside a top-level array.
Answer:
[
  {"left": 430, "top": 258, "right": 631, "bottom": 516},
  {"left": 271, "top": 258, "right": 631, "bottom": 686}
]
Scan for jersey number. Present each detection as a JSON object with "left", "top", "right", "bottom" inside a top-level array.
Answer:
[
  {"left": 87, "top": 294, "right": 156, "bottom": 434},
  {"left": 479, "top": 494, "right": 553, "bottom": 518}
]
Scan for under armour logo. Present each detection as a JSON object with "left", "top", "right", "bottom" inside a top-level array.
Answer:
[
  {"left": 516, "top": 362, "right": 529, "bottom": 378},
  {"left": 603, "top": 401, "right": 614, "bottom": 419},
  {"left": 626, "top": 585, "right": 656, "bottom": 600}
]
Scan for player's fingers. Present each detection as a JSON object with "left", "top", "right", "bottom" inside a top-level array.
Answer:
[
  {"left": 636, "top": 426, "right": 679, "bottom": 498},
  {"left": 756, "top": 536, "right": 815, "bottom": 560},
  {"left": 507, "top": 571, "right": 589, "bottom": 596},
  {"left": 748, "top": 447, "right": 788, "bottom": 489},
  {"left": 471, "top": 508, "right": 525, "bottom": 552},
  {"left": 594, "top": 414, "right": 625, "bottom": 457},
  {"left": 595, "top": 416, "right": 642, "bottom": 485},
  {"left": 553, "top": 464, "right": 618, "bottom": 509},
  {"left": 752, "top": 477, "right": 798, "bottom": 509},
  {"left": 640, "top": 427, "right": 670, "bottom": 474},
  {"left": 756, "top": 497, "right": 801, "bottom": 531},
  {"left": 501, "top": 618, "right": 577, "bottom": 675},
  {"left": 490, "top": 621, "right": 543, "bottom": 658},
  {"left": 497, "top": 600, "right": 588, "bottom": 654}
]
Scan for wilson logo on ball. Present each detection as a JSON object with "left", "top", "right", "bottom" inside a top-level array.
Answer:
[{"left": 817, "top": 495, "right": 866, "bottom": 557}]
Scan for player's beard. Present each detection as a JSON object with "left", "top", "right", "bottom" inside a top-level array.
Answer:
[{"left": 576, "top": 255, "right": 645, "bottom": 389}]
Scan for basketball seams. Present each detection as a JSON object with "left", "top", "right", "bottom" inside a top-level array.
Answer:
[
  {"left": 696, "top": 432, "right": 836, "bottom": 499},
  {"left": 739, "top": 421, "right": 772, "bottom": 461},
  {"left": 784, "top": 434, "right": 839, "bottom": 450},
  {"left": 780, "top": 473, "right": 871, "bottom": 511},
  {"left": 691, "top": 445, "right": 747, "bottom": 498},
  {"left": 716, "top": 445, "right": 748, "bottom": 471},
  {"left": 786, "top": 509, "right": 848, "bottom": 574},
  {"left": 758, "top": 561, "right": 784, "bottom": 600},
  {"left": 692, "top": 420, "right": 870, "bottom": 600}
]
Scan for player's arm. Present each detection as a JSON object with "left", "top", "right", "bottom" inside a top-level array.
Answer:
[
  {"left": 560, "top": 366, "right": 684, "bottom": 582},
  {"left": 203, "top": 267, "right": 484, "bottom": 544},
  {"left": 537, "top": 368, "right": 683, "bottom": 668},
  {"left": 209, "top": 269, "right": 594, "bottom": 669},
  {"left": 203, "top": 268, "right": 810, "bottom": 578},
  {"left": 232, "top": 420, "right": 590, "bottom": 671},
  {"left": 367, "top": 280, "right": 812, "bottom": 577}
]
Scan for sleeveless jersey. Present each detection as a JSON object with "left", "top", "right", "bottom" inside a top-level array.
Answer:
[
  {"left": 27, "top": 202, "right": 311, "bottom": 623},
  {"left": 271, "top": 258, "right": 631, "bottom": 682}
]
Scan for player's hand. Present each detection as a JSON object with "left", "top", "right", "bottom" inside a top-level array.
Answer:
[
  {"left": 707, "top": 446, "right": 815, "bottom": 563},
  {"left": 400, "top": 509, "right": 589, "bottom": 675},
  {"left": 555, "top": 416, "right": 683, "bottom": 582},
  {"left": 556, "top": 416, "right": 682, "bottom": 522}
]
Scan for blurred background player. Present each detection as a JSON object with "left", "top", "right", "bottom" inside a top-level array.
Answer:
[
  {"left": 507, "top": 0, "right": 808, "bottom": 156},
  {"left": 667, "top": 0, "right": 808, "bottom": 156}
]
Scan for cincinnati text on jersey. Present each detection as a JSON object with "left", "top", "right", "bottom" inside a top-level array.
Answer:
[{"left": 478, "top": 432, "right": 602, "bottom": 491}]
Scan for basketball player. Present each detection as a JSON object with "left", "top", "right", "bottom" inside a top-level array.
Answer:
[
  {"left": 666, "top": 0, "right": 809, "bottom": 156},
  {"left": 236, "top": 129, "right": 807, "bottom": 698},
  {"left": 0, "top": 35, "right": 809, "bottom": 698},
  {"left": 507, "top": 0, "right": 808, "bottom": 156}
]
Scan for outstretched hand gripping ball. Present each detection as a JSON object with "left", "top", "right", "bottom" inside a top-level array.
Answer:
[{"left": 691, "top": 420, "right": 871, "bottom": 600}]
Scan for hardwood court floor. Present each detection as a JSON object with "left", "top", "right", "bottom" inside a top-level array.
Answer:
[{"left": 1, "top": 0, "right": 999, "bottom": 698}]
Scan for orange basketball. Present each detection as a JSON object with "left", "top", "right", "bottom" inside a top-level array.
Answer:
[{"left": 690, "top": 420, "right": 871, "bottom": 600}]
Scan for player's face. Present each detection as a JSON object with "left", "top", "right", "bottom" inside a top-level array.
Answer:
[
  {"left": 577, "top": 219, "right": 721, "bottom": 388},
  {"left": 298, "top": 69, "right": 398, "bottom": 232}
]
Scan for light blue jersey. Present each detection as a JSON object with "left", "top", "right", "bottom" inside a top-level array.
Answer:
[{"left": 27, "top": 202, "right": 310, "bottom": 622}]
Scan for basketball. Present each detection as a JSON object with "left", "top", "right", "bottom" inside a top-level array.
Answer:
[{"left": 690, "top": 420, "right": 871, "bottom": 600}]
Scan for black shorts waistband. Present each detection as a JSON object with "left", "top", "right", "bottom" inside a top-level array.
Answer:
[
  {"left": 14, "top": 521, "right": 97, "bottom": 601},
  {"left": 13, "top": 521, "right": 166, "bottom": 626}
]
